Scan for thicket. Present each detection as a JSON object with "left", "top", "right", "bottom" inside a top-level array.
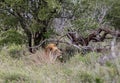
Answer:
[{"left": 0, "top": 0, "right": 120, "bottom": 51}]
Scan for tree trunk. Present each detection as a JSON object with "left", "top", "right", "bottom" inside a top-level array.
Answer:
[
  {"left": 19, "top": 16, "right": 48, "bottom": 53},
  {"left": 27, "top": 33, "right": 33, "bottom": 53},
  {"left": 34, "top": 27, "right": 47, "bottom": 48},
  {"left": 27, "top": 33, "right": 44, "bottom": 53}
]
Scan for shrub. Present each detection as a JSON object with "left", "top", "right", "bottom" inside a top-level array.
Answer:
[
  {"left": 0, "top": 30, "right": 26, "bottom": 45},
  {"left": 7, "top": 44, "right": 24, "bottom": 59}
]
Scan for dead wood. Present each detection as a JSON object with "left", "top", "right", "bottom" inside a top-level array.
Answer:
[{"left": 67, "top": 27, "right": 120, "bottom": 46}]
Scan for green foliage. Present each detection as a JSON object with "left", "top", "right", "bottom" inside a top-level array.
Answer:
[
  {"left": 0, "top": 0, "right": 62, "bottom": 49},
  {"left": 107, "top": 0, "right": 120, "bottom": 30},
  {"left": 38, "top": 0, "right": 61, "bottom": 21},
  {"left": 3, "top": 0, "right": 27, "bottom": 7},
  {"left": 0, "top": 30, "right": 26, "bottom": 45},
  {"left": 63, "top": 0, "right": 117, "bottom": 36},
  {"left": 38, "top": 7, "right": 51, "bottom": 21},
  {"left": 43, "top": 28, "right": 55, "bottom": 38},
  {"left": 30, "top": 20, "right": 44, "bottom": 33},
  {"left": 0, "top": 15, "right": 19, "bottom": 30},
  {"left": 7, "top": 44, "right": 23, "bottom": 58},
  {"left": 0, "top": 13, "right": 19, "bottom": 32},
  {"left": 73, "top": 18, "right": 99, "bottom": 37},
  {"left": 64, "top": 0, "right": 96, "bottom": 34}
]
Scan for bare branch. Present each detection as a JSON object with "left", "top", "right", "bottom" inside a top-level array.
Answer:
[{"left": 65, "top": 27, "right": 120, "bottom": 47}]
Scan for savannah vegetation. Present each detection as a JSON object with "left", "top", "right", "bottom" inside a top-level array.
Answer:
[{"left": 0, "top": 0, "right": 120, "bottom": 83}]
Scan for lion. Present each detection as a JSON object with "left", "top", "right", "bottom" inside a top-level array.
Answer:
[{"left": 45, "top": 43, "right": 62, "bottom": 63}]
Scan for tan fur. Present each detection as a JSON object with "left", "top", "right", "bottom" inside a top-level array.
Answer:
[{"left": 45, "top": 43, "right": 61, "bottom": 63}]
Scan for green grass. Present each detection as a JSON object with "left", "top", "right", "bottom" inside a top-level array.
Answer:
[{"left": 0, "top": 45, "right": 120, "bottom": 83}]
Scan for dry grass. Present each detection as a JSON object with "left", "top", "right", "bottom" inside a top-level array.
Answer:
[{"left": 0, "top": 41, "right": 119, "bottom": 83}]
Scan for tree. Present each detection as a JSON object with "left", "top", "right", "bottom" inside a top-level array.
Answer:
[
  {"left": 57, "top": 0, "right": 120, "bottom": 47},
  {"left": 106, "top": 0, "right": 120, "bottom": 30},
  {"left": 61, "top": 0, "right": 113, "bottom": 35},
  {"left": 0, "top": 0, "right": 62, "bottom": 53}
]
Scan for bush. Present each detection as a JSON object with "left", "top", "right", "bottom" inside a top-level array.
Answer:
[
  {"left": 0, "top": 30, "right": 26, "bottom": 45},
  {"left": 8, "top": 44, "right": 25, "bottom": 59}
]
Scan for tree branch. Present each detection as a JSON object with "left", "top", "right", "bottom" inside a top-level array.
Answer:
[{"left": 66, "top": 27, "right": 120, "bottom": 46}]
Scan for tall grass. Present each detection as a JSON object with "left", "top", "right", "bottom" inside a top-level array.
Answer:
[{"left": 0, "top": 43, "right": 119, "bottom": 83}]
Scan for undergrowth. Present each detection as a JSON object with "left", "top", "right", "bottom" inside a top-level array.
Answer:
[{"left": 0, "top": 45, "right": 120, "bottom": 83}]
